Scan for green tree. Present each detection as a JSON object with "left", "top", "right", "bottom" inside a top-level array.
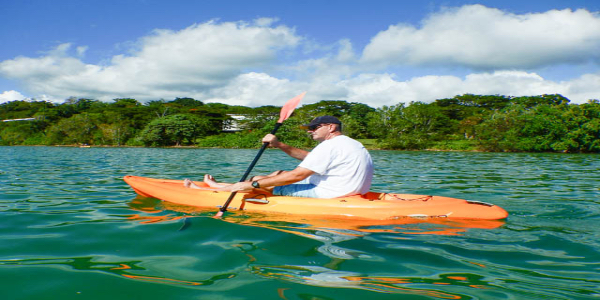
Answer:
[
  {"left": 474, "top": 101, "right": 572, "bottom": 152},
  {"left": 139, "top": 114, "right": 212, "bottom": 146},
  {"left": 298, "top": 100, "right": 353, "bottom": 117},
  {"left": 45, "top": 113, "right": 102, "bottom": 145},
  {"left": 170, "top": 97, "right": 204, "bottom": 108},
  {"left": 513, "top": 94, "right": 570, "bottom": 108},
  {"left": 0, "top": 100, "right": 54, "bottom": 120},
  {"left": 0, "top": 121, "right": 45, "bottom": 145},
  {"left": 112, "top": 98, "right": 141, "bottom": 108},
  {"left": 373, "top": 102, "right": 453, "bottom": 149},
  {"left": 555, "top": 100, "right": 600, "bottom": 152},
  {"left": 96, "top": 111, "right": 134, "bottom": 146},
  {"left": 365, "top": 105, "right": 400, "bottom": 140}
]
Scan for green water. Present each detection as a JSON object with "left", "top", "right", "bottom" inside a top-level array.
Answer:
[{"left": 1, "top": 146, "right": 598, "bottom": 300}]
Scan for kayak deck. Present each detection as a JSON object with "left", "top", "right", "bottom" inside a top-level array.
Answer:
[{"left": 123, "top": 176, "right": 508, "bottom": 220}]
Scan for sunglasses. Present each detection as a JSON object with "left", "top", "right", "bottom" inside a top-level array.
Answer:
[{"left": 307, "top": 124, "right": 329, "bottom": 131}]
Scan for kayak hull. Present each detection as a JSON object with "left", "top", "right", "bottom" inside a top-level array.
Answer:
[{"left": 123, "top": 176, "right": 508, "bottom": 220}]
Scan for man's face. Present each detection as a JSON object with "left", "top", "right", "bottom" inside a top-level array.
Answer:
[{"left": 307, "top": 123, "right": 333, "bottom": 142}]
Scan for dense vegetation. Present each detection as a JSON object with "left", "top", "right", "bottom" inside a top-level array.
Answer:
[{"left": 1, "top": 94, "right": 599, "bottom": 153}]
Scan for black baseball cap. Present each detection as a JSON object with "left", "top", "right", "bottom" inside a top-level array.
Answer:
[{"left": 302, "top": 116, "right": 342, "bottom": 128}]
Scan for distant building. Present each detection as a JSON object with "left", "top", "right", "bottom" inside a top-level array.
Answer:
[
  {"left": 222, "top": 114, "right": 247, "bottom": 132},
  {"left": 2, "top": 118, "right": 36, "bottom": 122}
]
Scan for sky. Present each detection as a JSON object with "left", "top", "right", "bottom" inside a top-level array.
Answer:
[{"left": 1, "top": 0, "right": 599, "bottom": 108}]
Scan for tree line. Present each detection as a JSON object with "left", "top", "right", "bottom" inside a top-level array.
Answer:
[{"left": 1, "top": 94, "right": 598, "bottom": 153}]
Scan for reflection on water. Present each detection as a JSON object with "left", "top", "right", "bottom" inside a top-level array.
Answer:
[
  {"left": 252, "top": 264, "right": 492, "bottom": 299},
  {"left": 123, "top": 199, "right": 498, "bottom": 299},
  {"left": 127, "top": 196, "right": 506, "bottom": 239},
  {"left": 123, "top": 188, "right": 598, "bottom": 299},
  {"left": 0, "top": 256, "right": 237, "bottom": 287},
  {"left": 1, "top": 147, "right": 599, "bottom": 300},
  {"left": 122, "top": 197, "right": 508, "bottom": 299}
]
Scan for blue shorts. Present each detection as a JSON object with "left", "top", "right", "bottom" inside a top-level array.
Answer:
[{"left": 273, "top": 178, "right": 319, "bottom": 198}]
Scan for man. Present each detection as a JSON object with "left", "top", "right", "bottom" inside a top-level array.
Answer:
[{"left": 188, "top": 115, "right": 374, "bottom": 198}]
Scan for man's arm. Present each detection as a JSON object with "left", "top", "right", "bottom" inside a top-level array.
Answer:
[
  {"left": 256, "top": 166, "right": 313, "bottom": 187},
  {"left": 263, "top": 134, "right": 309, "bottom": 160},
  {"left": 223, "top": 167, "right": 314, "bottom": 192}
]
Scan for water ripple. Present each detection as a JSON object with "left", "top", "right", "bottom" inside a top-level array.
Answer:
[{"left": 0, "top": 146, "right": 598, "bottom": 300}]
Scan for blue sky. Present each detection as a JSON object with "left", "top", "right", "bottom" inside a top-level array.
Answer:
[{"left": 1, "top": 0, "right": 599, "bottom": 107}]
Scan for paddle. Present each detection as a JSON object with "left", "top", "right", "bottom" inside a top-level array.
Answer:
[{"left": 216, "top": 92, "right": 306, "bottom": 217}]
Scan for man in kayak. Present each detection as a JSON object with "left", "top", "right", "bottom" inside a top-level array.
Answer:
[{"left": 185, "top": 115, "right": 374, "bottom": 198}]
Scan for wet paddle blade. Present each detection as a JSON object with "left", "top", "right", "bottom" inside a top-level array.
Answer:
[{"left": 277, "top": 92, "right": 306, "bottom": 123}]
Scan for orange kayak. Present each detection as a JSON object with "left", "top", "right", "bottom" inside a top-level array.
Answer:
[{"left": 123, "top": 175, "right": 508, "bottom": 220}]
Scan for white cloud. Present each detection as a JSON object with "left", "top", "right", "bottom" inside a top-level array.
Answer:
[
  {"left": 303, "top": 71, "right": 599, "bottom": 107},
  {"left": 317, "top": 73, "right": 467, "bottom": 107},
  {"left": 0, "top": 6, "right": 598, "bottom": 108},
  {"left": 361, "top": 5, "right": 600, "bottom": 69},
  {"left": 0, "top": 19, "right": 301, "bottom": 103},
  {"left": 0, "top": 90, "right": 27, "bottom": 103},
  {"left": 205, "top": 72, "right": 298, "bottom": 106},
  {"left": 334, "top": 39, "right": 355, "bottom": 63},
  {"left": 560, "top": 73, "right": 600, "bottom": 102},
  {"left": 76, "top": 46, "right": 88, "bottom": 57}
]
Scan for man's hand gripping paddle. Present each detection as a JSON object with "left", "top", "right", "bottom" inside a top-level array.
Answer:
[{"left": 215, "top": 92, "right": 306, "bottom": 217}]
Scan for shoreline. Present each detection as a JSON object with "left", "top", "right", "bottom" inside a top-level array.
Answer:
[{"left": 1, "top": 144, "right": 584, "bottom": 154}]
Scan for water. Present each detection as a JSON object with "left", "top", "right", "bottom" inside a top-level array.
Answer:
[{"left": 1, "top": 146, "right": 598, "bottom": 299}]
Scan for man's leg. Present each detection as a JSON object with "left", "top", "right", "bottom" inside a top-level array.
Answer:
[{"left": 184, "top": 170, "right": 286, "bottom": 189}]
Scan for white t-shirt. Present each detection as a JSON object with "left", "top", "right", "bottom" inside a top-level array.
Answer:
[{"left": 298, "top": 135, "right": 373, "bottom": 198}]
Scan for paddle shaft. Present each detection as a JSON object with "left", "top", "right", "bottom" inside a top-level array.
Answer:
[{"left": 218, "top": 122, "right": 283, "bottom": 214}]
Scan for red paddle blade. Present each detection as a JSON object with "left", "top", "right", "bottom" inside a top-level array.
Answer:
[{"left": 277, "top": 92, "right": 306, "bottom": 123}]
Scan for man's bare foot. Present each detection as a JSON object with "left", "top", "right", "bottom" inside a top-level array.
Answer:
[
  {"left": 183, "top": 178, "right": 202, "bottom": 189},
  {"left": 203, "top": 174, "right": 228, "bottom": 188}
]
